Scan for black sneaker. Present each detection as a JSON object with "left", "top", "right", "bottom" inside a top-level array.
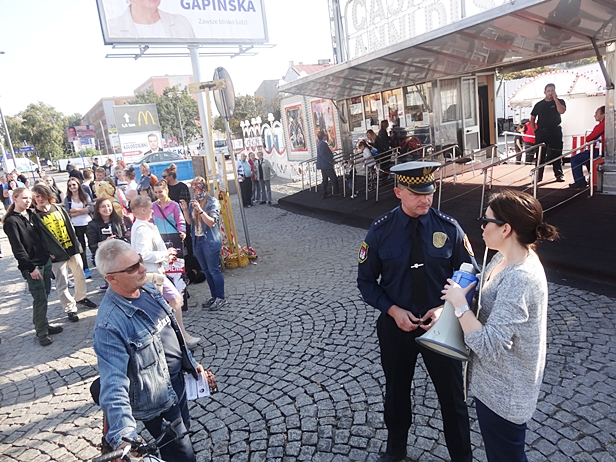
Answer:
[
  {"left": 39, "top": 335, "right": 52, "bottom": 346},
  {"left": 77, "top": 298, "right": 97, "bottom": 309},
  {"left": 202, "top": 297, "right": 216, "bottom": 309},
  {"left": 67, "top": 312, "right": 80, "bottom": 322},
  {"left": 556, "top": 176, "right": 565, "bottom": 182},
  {"left": 48, "top": 325, "right": 63, "bottom": 335},
  {"left": 210, "top": 298, "right": 227, "bottom": 311}
]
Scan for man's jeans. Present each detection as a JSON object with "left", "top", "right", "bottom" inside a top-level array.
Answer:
[
  {"left": 21, "top": 258, "right": 53, "bottom": 337},
  {"left": 259, "top": 179, "right": 272, "bottom": 202},
  {"left": 571, "top": 149, "right": 600, "bottom": 185}
]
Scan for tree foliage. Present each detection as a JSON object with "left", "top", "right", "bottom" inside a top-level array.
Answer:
[
  {"left": 129, "top": 86, "right": 200, "bottom": 144},
  {"left": 499, "top": 66, "right": 557, "bottom": 80},
  {"left": 212, "top": 94, "right": 268, "bottom": 138}
]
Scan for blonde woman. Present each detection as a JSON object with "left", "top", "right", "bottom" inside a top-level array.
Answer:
[{"left": 180, "top": 177, "right": 225, "bottom": 311}]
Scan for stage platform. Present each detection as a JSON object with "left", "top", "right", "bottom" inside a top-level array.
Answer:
[{"left": 278, "top": 163, "right": 616, "bottom": 296}]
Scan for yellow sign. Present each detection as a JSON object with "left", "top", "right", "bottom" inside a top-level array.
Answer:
[{"left": 137, "top": 111, "right": 155, "bottom": 126}]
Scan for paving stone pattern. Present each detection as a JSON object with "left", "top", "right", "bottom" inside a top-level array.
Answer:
[{"left": 0, "top": 178, "right": 615, "bottom": 461}]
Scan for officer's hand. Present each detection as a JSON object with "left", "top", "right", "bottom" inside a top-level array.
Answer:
[
  {"left": 419, "top": 306, "right": 444, "bottom": 331},
  {"left": 387, "top": 305, "right": 421, "bottom": 332}
]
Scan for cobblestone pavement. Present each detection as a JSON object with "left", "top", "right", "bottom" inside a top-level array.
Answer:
[{"left": 1, "top": 177, "right": 615, "bottom": 461}]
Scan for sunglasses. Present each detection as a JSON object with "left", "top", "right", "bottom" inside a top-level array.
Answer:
[
  {"left": 480, "top": 216, "right": 506, "bottom": 227},
  {"left": 108, "top": 255, "right": 144, "bottom": 274}
]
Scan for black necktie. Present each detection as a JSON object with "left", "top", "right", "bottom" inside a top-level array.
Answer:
[{"left": 411, "top": 218, "right": 427, "bottom": 312}]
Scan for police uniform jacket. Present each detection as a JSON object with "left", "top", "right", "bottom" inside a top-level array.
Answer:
[{"left": 357, "top": 206, "right": 476, "bottom": 317}]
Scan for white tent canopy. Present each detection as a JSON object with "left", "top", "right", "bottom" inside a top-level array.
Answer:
[{"left": 508, "top": 69, "right": 605, "bottom": 108}]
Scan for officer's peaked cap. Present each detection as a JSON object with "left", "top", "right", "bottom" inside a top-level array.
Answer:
[{"left": 391, "top": 161, "right": 440, "bottom": 195}]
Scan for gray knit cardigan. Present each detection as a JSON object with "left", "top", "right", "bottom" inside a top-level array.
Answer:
[{"left": 465, "top": 251, "right": 548, "bottom": 424}]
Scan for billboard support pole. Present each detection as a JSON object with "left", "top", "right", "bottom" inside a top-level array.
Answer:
[
  {"left": 100, "top": 120, "right": 111, "bottom": 156},
  {"left": 188, "top": 45, "right": 215, "bottom": 189},
  {"left": 0, "top": 102, "right": 17, "bottom": 172}
]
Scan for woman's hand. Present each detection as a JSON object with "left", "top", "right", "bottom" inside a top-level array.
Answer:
[
  {"left": 441, "top": 279, "right": 475, "bottom": 307},
  {"left": 179, "top": 199, "right": 188, "bottom": 211}
]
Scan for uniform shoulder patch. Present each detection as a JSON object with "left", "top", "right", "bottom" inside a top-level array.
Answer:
[
  {"left": 358, "top": 241, "right": 369, "bottom": 263},
  {"left": 463, "top": 234, "right": 475, "bottom": 257},
  {"left": 435, "top": 209, "right": 459, "bottom": 225}
]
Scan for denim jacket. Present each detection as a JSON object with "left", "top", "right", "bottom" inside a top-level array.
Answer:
[
  {"left": 93, "top": 283, "right": 198, "bottom": 449},
  {"left": 189, "top": 195, "right": 222, "bottom": 252}
]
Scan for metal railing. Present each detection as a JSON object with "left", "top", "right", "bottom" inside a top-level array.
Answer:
[
  {"left": 299, "top": 149, "right": 349, "bottom": 195},
  {"left": 477, "top": 144, "right": 545, "bottom": 217},
  {"left": 530, "top": 139, "right": 602, "bottom": 199}
]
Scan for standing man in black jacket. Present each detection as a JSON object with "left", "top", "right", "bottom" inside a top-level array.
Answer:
[
  {"left": 530, "top": 83, "right": 567, "bottom": 183},
  {"left": 2, "top": 187, "right": 63, "bottom": 346},
  {"left": 316, "top": 130, "right": 339, "bottom": 198}
]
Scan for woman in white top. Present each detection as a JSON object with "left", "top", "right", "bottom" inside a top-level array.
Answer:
[
  {"left": 125, "top": 166, "right": 139, "bottom": 202},
  {"left": 64, "top": 178, "right": 94, "bottom": 278}
]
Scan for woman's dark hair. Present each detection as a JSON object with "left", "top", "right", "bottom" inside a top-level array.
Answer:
[
  {"left": 66, "top": 177, "right": 88, "bottom": 206},
  {"left": 154, "top": 179, "right": 169, "bottom": 190},
  {"left": 93, "top": 197, "right": 122, "bottom": 225},
  {"left": 165, "top": 163, "right": 178, "bottom": 180},
  {"left": 125, "top": 166, "right": 136, "bottom": 180},
  {"left": 488, "top": 189, "right": 559, "bottom": 247}
]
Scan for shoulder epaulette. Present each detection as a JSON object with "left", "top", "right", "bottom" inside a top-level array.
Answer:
[
  {"left": 435, "top": 209, "right": 459, "bottom": 226},
  {"left": 372, "top": 213, "right": 393, "bottom": 228}
]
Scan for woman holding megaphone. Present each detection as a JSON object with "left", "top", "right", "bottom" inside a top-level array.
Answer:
[{"left": 441, "top": 189, "right": 558, "bottom": 462}]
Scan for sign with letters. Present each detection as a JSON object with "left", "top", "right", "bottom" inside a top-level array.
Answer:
[
  {"left": 96, "top": 0, "right": 268, "bottom": 46},
  {"left": 114, "top": 104, "right": 163, "bottom": 160},
  {"left": 114, "top": 104, "right": 160, "bottom": 135}
]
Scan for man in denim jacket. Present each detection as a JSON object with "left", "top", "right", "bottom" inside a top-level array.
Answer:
[{"left": 93, "top": 239, "right": 205, "bottom": 462}]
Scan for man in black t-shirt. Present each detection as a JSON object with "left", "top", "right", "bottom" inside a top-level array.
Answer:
[{"left": 530, "top": 83, "right": 567, "bottom": 182}]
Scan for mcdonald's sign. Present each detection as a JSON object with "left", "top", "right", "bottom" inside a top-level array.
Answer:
[
  {"left": 138, "top": 110, "right": 156, "bottom": 126},
  {"left": 114, "top": 104, "right": 160, "bottom": 135}
]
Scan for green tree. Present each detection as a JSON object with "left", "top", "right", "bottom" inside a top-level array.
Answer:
[
  {"left": 19, "top": 102, "right": 66, "bottom": 160},
  {"left": 0, "top": 115, "right": 24, "bottom": 155},
  {"left": 213, "top": 94, "right": 267, "bottom": 138},
  {"left": 500, "top": 66, "right": 556, "bottom": 80}
]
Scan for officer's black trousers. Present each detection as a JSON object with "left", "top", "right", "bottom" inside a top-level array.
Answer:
[
  {"left": 377, "top": 313, "right": 472, "bottom": 462},
  {"left": 534, "top": 127, "right": 564, "bottom": 182}
]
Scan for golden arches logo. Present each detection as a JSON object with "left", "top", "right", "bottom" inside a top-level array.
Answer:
[{"left": 137, "top": 111, "right": 155, "bottom": 126}]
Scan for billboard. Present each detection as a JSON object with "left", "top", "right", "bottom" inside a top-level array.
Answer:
[
  {"left": 67, "top": 125, "right": 97, "bottom": 142},
  {"left": 119, "top": 131, "right": 164, "bottom": 161},
  {"left": 284, "top": 104, "right": 308, "bottom": 153},
  {"left": 310, "top": 99, "right": 338, "bottom": 151},
  {"left": 114, "top": 104, "right": 160, "bottom": 134},
  {"left": 96, "top": 0, "right": 268, "bottom": 46}
]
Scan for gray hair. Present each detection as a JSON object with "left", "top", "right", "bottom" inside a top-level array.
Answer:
[
  {"left": 96, "top": 239, "right": 134, "bottom": 277},
  {"left": 130, "top": 194, "right": 151, "bottom": 211}
]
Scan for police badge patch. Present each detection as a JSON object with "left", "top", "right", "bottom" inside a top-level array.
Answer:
[
  {"left": 433, "top": 232, "right": 447, "bottom": 248},
  {"left": 358, "top": 242, "right": 369, "bottom": 263},
  {"left": 463, "top": 234, "right": 474, "bottom": 257}
]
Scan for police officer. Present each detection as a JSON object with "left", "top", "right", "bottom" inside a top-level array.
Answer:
[
  {"left": 530, "top": 83, "right": 567, "bottom": 183},
  {"left": 357, "top": 161, "right": 475, "bottom": 462}
]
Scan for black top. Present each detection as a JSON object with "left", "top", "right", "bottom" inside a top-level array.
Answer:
[
  {"left": 531, "top": 98, "right": 566, "bottom": 130},
  {"left": 167, "top": 181, "right": 191, "bottom": 205},
  {"left": 69, "top": 169, "right": 85, "bottom": 182},
  {"left": 371, "top": 134, "right": 390, "bottom": 154},
  {"left": 3, "top": 209, "right": 50, "bottom": 272}
]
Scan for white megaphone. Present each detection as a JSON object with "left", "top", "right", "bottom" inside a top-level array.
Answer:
[{"left": 415, "top": 263, "right": 478, "bottom": 361}]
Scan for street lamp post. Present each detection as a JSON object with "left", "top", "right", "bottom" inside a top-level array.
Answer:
[{"left": 168, "top": 92, "right": 187, "bottom": 156}]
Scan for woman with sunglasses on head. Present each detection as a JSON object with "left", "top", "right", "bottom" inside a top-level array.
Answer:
[
  {"left": 64, "top": 177, "right": 94, "bottom": 278},
  {"left": 43, "top": 175, "right": 63, "bottom": 204},
  {"left": 441, "top": 189, "right": 558, "bottom": 462},
  {"left": 180, "top": 176, "right": 225, "bottom": 311},
  {"left": 87, "top": 198, "right": 129, "bottom": 290}
]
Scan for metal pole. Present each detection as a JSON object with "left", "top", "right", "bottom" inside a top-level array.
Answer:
[
  {"left": 225, "top": 118, "right": 250, "bottom": 247},
  {"left": 176, "top": 101, "right": 187, "bottom": 157},
  {"left": 0, "top": 102, "right": 17, "bottom": 172},
  {"left": 188, "top": 46, "right": 213, "bottom": 172},
  {"left": 99, "top": 120, "right": 110, "bottom": 156}
]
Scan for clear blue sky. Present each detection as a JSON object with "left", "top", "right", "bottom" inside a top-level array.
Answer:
[{"left": 0, "top": 0, "right": 333, "bottom": 116}]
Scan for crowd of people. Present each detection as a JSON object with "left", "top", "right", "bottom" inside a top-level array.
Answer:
[
  {"left": 235, "top": 149, "right": 275, "bottom": 207},
  {"left": 1, "top": 158, "right": 229, "bottom": 349}
]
